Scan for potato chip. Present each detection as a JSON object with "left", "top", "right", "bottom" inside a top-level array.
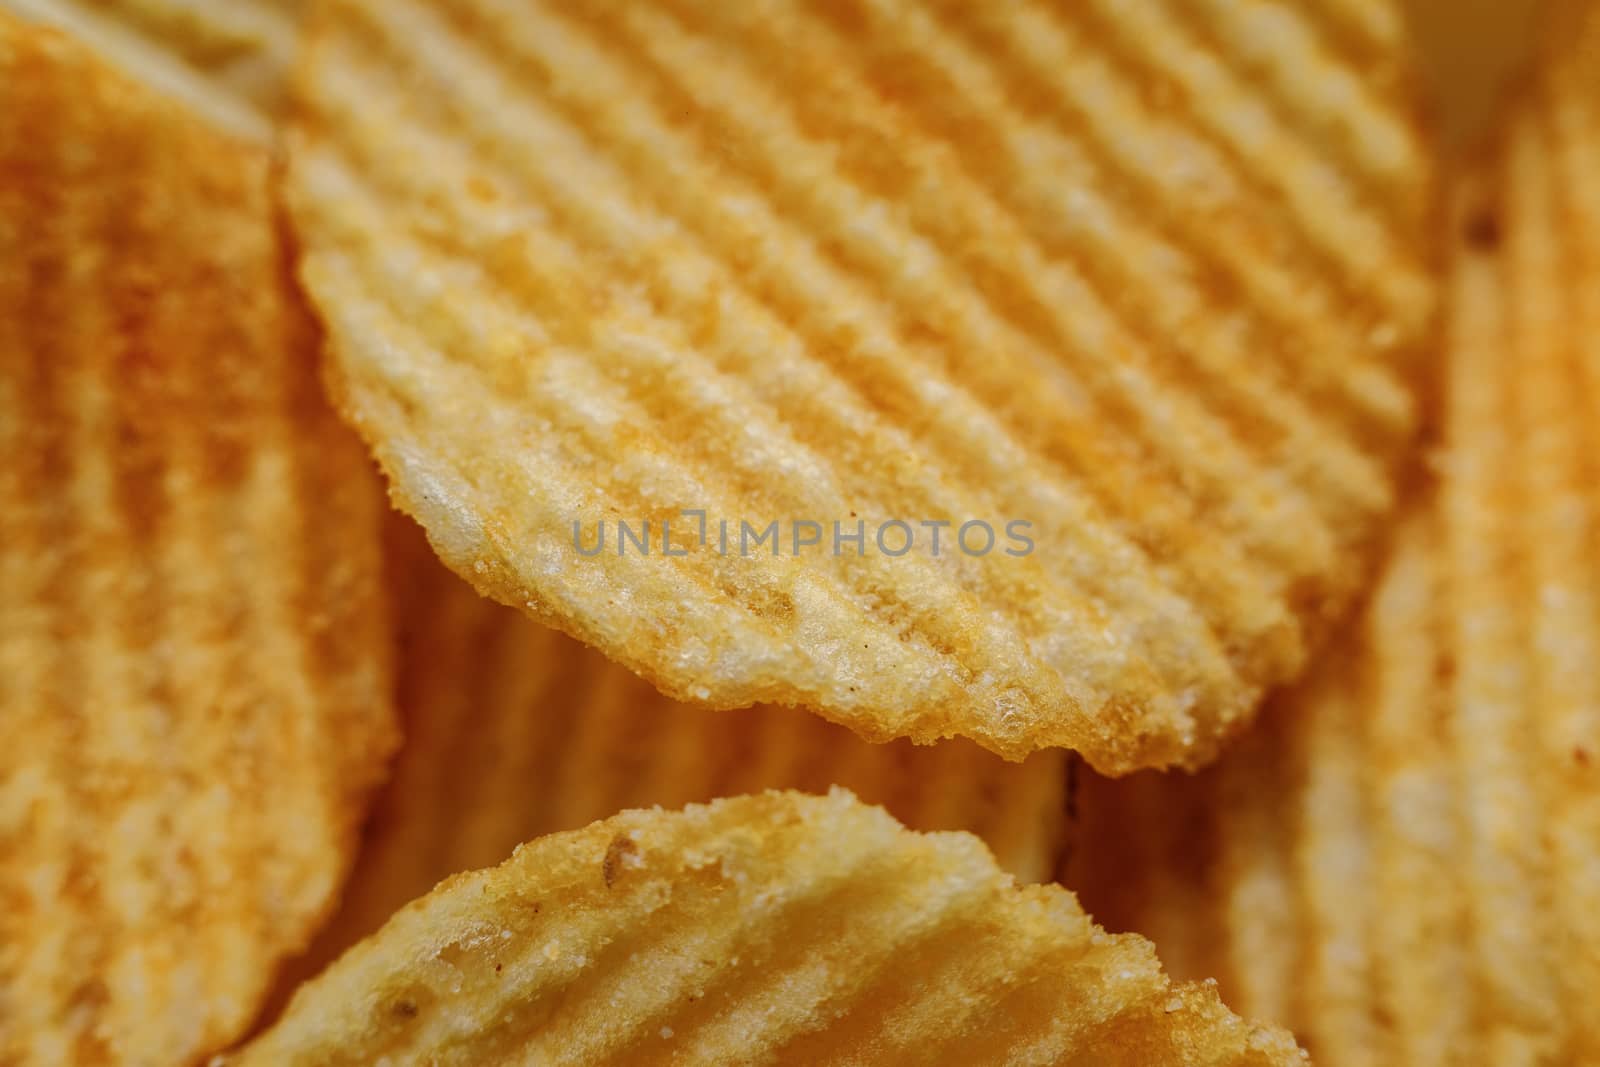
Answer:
[
  {"left": 286, "top": 0, "right": 1439, "bottom": 773},
  {"left": 233, "top": 790, "right": 1304, "bottom": 1065},
  {"left": 0, "top": 0, "right": 302, "bottom": 140},
  {"left": 282, "top": 518, "right": 1066, "bottom": 983},
  {"left": 0, "top": 17, "right": 395, "bottom": 1065},
  {"left": 1066, "top": 13, "right": 1600, "bottom": 1059}
]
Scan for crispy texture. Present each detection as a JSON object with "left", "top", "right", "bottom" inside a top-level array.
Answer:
[
  {"left": 0, "top": 18, "right": 395, "bottom": 1066},
  {"left": 1067, "top": 13, "right": 1600, "bottom": 1059},
  {"left": 0, "top": 0, "right": 303, "bottom": 140},
  {"left": 287, "top": 0, "right": 1438, "bottom": 773},
  {"left": 234, "top": 790, "right": 1305, "bottom": 1065},
  {"left": 285, "top": 519, "right": 1067, "bottom": 982}
]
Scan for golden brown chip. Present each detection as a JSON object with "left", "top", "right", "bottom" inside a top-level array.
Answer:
[
  {"left": 286, "top": 519, "right": 1067, "bottom": 979},
  {"left": 0, "top": 17, "right": 395, "bottom": 1066},
  {"left": 233, "top": 790, "right": 1305, "bottom": 1065},
  {"left": 286, "top": 0, "right": 1438, "bottom": 773},
  {"left": 0, "top": 0, "right": 302, "bottom": 140},
  {"left": 1066, "top": 11, "right": 1600, "bottom": 1059}
]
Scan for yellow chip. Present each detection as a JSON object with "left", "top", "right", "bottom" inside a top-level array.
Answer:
[
  {"left": 1066, "top": 11, "right": 1600, "bottom": 1059},
  {"left": 287, "top": 0, "right": 1438, "bottom": 773},
  {"left": 0, "top": 17, "right": 395, "bottom": 1066},
  {"left": 233, "top": 790, "right": 1304, "bottom": 1065},
  {"left": 283, "top": 519, "right": 1067, "bottom": 982},
  {"left": 0, "top": 0, "right": 302, "bottom": 141}
]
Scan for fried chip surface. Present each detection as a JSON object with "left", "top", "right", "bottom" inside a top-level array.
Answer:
[
  {"left": 286, "top": 519, "right": 1067, "bottom": 979},
  {"left": 287, "top": 0, "right": 1438, "bottom": 772},
  {"left": 0, "top": 0, "right": 302, "bottom": 140},
  {"left": 1067, "top": 11, "right": 1600, "bottom": 1058},
  {"left": 0, "top": 18, "right": 395, "bottom": 1065},
  {"left": 235, "top": 790, "right": 1304, "bottom": 1065}
]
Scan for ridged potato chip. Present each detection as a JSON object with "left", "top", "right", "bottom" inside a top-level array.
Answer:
[
  {"left": 0, "top": 0, "right": 302, "bottom": 140},
  {"left": 1067, "top": 13, "right": 1600, "bottom": 1059},
  {"left": 235, "top": 790, "right": 1305, "bottom": 1065},
  {"left": 284, "top": 519, "right": 1067, "bottom": 981},
  {"left": 287, "top": 0, "right": 1439, "bottom": 773},
  {"left": 0, "top": 17, "right": 395, "bottom": 1066}
]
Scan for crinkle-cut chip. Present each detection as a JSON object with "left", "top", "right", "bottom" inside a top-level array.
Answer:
[
  {"left": 282, "top": 519, "right": 1067, "bottom": 982},
  {"left": 286, "top": 0, "right": 1438, "bottom": 773},
  {"left": 0, "top": 17, "right": 395, "bottom": 1067},
  {"left": 230, "top": 790, "right": 1305, "bottom": 1066},
  {"left": 0, "top": 0, "right": 302, "bottom": 141},
  {"left": 1066, "top": 16, "right": 1600, "bottom": 1059}
]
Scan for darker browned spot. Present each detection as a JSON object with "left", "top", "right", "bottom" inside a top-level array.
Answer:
[
  {"left": 1576, "top": 746, "right": 1592, "bottom": 768},
  {"left": 67, "top": 977, "right": 109, "bottom": 1012},
  {"left": 391, "top": 998, "right": 419, "bottom": 1020},
  {"left": 603, "top": 833, "right": 639, "bottom": 888},
  {"left": 66, "top": 979, "right": 113, "bottom": 1062},
  {"left": 1463, "top": 209, "right": 1500, "bottom": 251}
]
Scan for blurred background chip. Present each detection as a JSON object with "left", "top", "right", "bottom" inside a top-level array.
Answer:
[{"left": 0, "top": 17, "right": 395, "bottom": 1065}]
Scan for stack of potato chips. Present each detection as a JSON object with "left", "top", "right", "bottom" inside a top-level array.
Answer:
[{"left": 0, "top": 1, "right": 1590, "bottom": 1063}]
